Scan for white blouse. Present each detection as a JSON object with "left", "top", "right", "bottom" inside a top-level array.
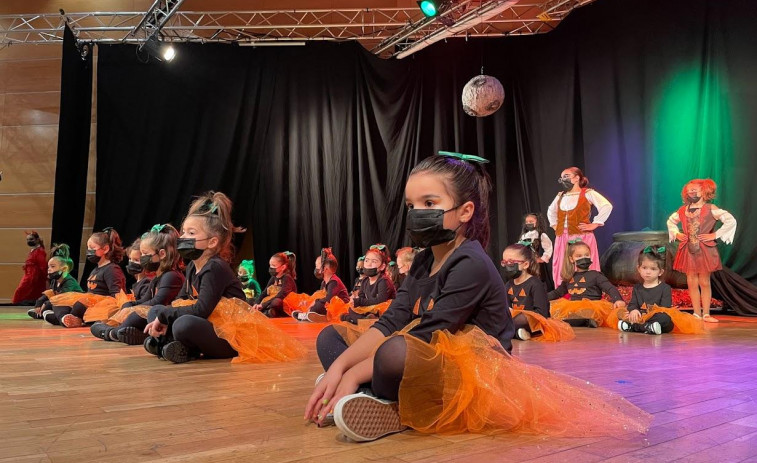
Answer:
[
  {"left": 547, "top": 189, "right": 613, "bottom": 229},
  {"left": 667, "top": 207, "right": 737, "bottom": 244},
  {"left": 520, "top": 231, "right": 553, "bottom": 261}
]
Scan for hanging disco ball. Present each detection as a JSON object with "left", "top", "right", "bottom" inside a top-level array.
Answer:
[{"left": 461, "top": 74, "right": 504, "bottom": 117}]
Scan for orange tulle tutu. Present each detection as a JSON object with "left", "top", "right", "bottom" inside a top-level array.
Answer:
[
  {"left": 353, "top": 300, "right": 392, "bottom": 316},
  {"left": 606, "top": 305, "right": 705, "bottom": 334},
  {"left": 49, "top": 292, "right": 108, "bottom": 309},
  {"left": 43, "top": 289, "right": 54, "bottom": 299},
  {"left": 333, "top": 322, "right": 372, "bottom": 346},
  {"left": 511, "top": 310, "right": 575, "bottom": 342},
  {"left": 396, "top": 325, "right": 652, "bottom": 436},
  {"left": 206, "top": 297, "right": 307, "bottom": 363},
  {"left": 83, "top": 291, "right": 134, "bottom": 323},
  {"left": 106, "top": 304, "right": 151, "bottom": 326},
  {"left": 283, "top": 290, "right": 327, "bottom": 316},
  {"left": 325, "top": 298, "right": 351, "bottom": 322},
  {"left": 550, "top": 298, "right": 615, "bottom": 327}
]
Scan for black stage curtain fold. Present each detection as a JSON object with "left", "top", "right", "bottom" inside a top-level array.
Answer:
[
  {"left": 50, "top": 25, "right": 93, "bottom": 278},
  {"left": 93, "top": 0, "right": 757, "bottom": 306}
]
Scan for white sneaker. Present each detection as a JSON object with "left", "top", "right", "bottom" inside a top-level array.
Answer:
[
  {"left": 334, "top": 393, "right": 407, "bottom": 442},
  {"left": 516, "top": 328, "right": 531, "bottom": 341},
  {"left": 645, "top": 321, "right": 662, "bottom": 335},
  {"left": 618, "top": 320, "right": 632, "bottom": 332}
]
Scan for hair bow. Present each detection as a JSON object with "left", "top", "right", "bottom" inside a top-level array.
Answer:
[
  {"left": 241, "top": 259, "right": 255, "bottom": 266},
  {"left": 517, "top": 240, "right": 533, "bottom": 246},
  {"left": 438, "top": 151, "right": 490, "bottom": 164},
  {"left": 283, "top": 251, "right": 294, "bottom": 258},
  {"left": 199, "top": 200, "right": 219, "bottom": 215},
  {"left": 151, "top": 223, "right": 169, "bottom": 233},
  {"left": 102, "top": 226, "right": 114, "bottom": 234},
  {"left": 643, "top": 245, "right": 666, "bottom": 254},
  {"left": 358, "top": 256, "right": 365, "bottom": 262},
  {"left": 567, "top": 238, "right": 583, "bottom": 245},
  {"left": 388, "top": 261, "right": 397, "bottom": 267},
  {"left": 370, "top": 244, "right": 386, "bottom": 251}
]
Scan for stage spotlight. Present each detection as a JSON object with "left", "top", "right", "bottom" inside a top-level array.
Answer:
[
  {"left": 140, "top": 35, "right": 176, "bottom": 62},
  {"left": 418, "top": 0, "right": 439, "bottom": 18},
  {"left": 162, "top": 45, "right": 176, "bottom": 62}
]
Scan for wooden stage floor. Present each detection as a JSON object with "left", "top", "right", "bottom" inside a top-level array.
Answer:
[{"left": 1, "top": 307, "right": 756, "bottom": 463}]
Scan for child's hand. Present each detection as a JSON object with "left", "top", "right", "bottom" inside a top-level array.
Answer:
[
  {"left": 578, "top": 223, "right": 600, "bottom": 232},
  {"left": 697, "top": 233, "right": 716, "bottom": 242},
  {"left": 144, "top": 319, "right": 167, "bottom": 337},
  {"left": 305, "top": 368, "right": 344, "bottom": 425},
  {"left": 628, "top": 309, "right": 642, "bottom": 323},
  {"left": 675, "top": 233, "right": 686, "bottom": 241},
  {"left": 613, "top": 300, "right": 626, "bottom": 309},
  {"left": 251, "top": 303, "right": 262, "bottom": 311}
]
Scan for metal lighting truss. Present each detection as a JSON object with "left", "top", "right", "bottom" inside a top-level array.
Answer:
[{"left": 0, "top": 0, "right": 596, "bottom": 58}]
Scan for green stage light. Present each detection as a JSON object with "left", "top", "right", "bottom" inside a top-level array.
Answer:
[{"left": 418, "top": 0, "right": 439, "bottom": 18}]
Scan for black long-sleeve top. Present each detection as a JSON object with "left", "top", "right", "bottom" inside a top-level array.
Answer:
[
  {"left": 311, "top": 275, "right": 350, "bottom": 314},
  {"left": 354, "top": 274, "right": 396, "bottom": 307},
  {"left": 153, "top": 256, "right": 245, "bottom": 325},
  {"left": 628, "top": 282, "right": 673, "bottom": 313},
  {"left": 35, "top": 274, "right": 84, "bottom": 308},
  {"left": 505, "top": 276, "right": 550, "bottom": 318},
  {"left": 547, "top": 270, "right": 622, "bottom": 302},
  {"left": 85, "top": 262, "right": 126, "bottom": 296},
  {"left": 131, "top": 277, "right": 153, "bottom": 302},
  {"left": 255, "top": 274, "right": 297, "bottom": 306},
  {"left": 373, "top": 239, "right": 514, "bottom": 353},
  {"left": 122, "top": 270, "right": 184, "bottom": 308}
]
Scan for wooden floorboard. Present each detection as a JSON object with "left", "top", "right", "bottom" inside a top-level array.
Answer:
[{"left": 1, "top": 308, "right": 756, "bottom": 462}]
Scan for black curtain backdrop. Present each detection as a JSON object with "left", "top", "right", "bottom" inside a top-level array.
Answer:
[
  {"left": 94, "top": 0, "right": 757, "bottom": 295},
  {"left": 50, "top": 25, "right": 92, "bottom": 278}
]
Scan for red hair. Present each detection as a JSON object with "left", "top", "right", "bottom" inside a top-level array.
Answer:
[{"left": 681, "top": 179, "right": 717, "bottom": 203}]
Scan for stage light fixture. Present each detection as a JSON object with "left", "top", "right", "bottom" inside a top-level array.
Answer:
[
  {"left": 418, "top": 0, "right": 439, "bottom": 18},
  {"left": 139, "top": 35, "right": 176, "bottom": 62}
]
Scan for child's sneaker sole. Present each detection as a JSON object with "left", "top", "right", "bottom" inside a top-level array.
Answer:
[
  {"left": 161, "top": 341, "right": 192, "bottom": 364},
  {"left": 618, "top": 320, "right": 632, "bottom": 332},
  {"left": 645, "top": 321, "right": 662, "bottom": 335},
  {"left": 61, "top": 314, "right": 84, "bottom": 328},
  {"left": 334, "top": 393, "right": 406, "bottom": 442},
  {"left": 118, "top": 326, "right": 148, "bottom": 345}
]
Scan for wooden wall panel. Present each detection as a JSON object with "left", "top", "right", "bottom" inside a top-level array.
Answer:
[
  {"left": 0, "top": 229, "right": 52, "bottom": 263},
  {"left": 0, "top": 195, "right": 54, "bottom": 228},
  {"left": 0, "top": 264, "right": 25, "bottom": 303},
  {"left": 1, "top": 91, "right": 60, "bottom": 126},
  {"left": 0, "top": 126, "right": 58, "bottom": 193}
]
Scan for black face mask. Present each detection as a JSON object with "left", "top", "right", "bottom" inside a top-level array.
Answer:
[
  {"left": 356, "top": 267, "right": 364, "bottom": 275},
  {"left": 687, "top": 195, "right": 701, "bottom": 204},
  {"left": 559, "top": 178, "right": 574, "bottom": 190},
  {"left": 363, "top": 267, "right": 379, "bottom": 278},
  {"left": 314, "top": 269, "right": 324, "bottom": 280},
  {"left": 140, "top": 254, "right": 160, "bottom": 272},
  {"left": 575, "top": 257, "right": 592, "bottom": 270},
  {"left": 524, "top": 224, "right": 536, "bottom": 232},
  {"left": 177, "top": 238, "right": 205, "bottom": 261},
  {"left": 239, "top": 275, "right": 250, "bottom": 283},
  {"left": 27, "top": 239, "right": 38, "bottom": 247},
  {"left": 406, "top": 207, "right": 460, "bottom": 248},
  {"left": 86, "top": 249, "right": 100, "bottom": 264},
  {"left": 126, "top": 261, "right": 143, "bottom": 275},
  {"left": 269, "top": 267, "right": 279, "bottom": 277},
  {"left": 501, "top": 264, "right": 522, "bottom": 280},
  {"left": 48, "top": 270, "right": 63, "bottom": 281}
]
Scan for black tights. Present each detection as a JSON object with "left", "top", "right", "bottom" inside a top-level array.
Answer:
[
  {"left": 145, "top": 306, "right": 237, "bottom": 359},
  {"left": 50, "top": 301, "right": 88, "bottom": 325},
  {"left": 315, "top": 325, "right": 406, "bottom": 401},
  {"left": 263, "top": 298, "right": 286, "bottom": 317}
]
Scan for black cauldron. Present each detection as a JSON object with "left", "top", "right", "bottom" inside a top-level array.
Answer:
[{"left": 600, "top": 231, "right": 687, "bottom": 288}]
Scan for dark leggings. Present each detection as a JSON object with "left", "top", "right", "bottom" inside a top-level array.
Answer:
[
  {"left": 512, "top": 313, "right": 530, "bottom": 333},
  {"left": 263, "top": 298, "right": 286, "bottom": 317},
  {"left": 119, "top": 311, "right": 148, "bottom": 332},
  {"left": 316, "top": 325, "right": 406, "bottom": 401},
  {"left": 629, "top": 313, "right": 674, "bottom": 333},
  {"left": 147, "top": 306, "right": 237, "bottom": 359},
  {"left": 50, "top": 301, "right": 88, "bottom": 325},
  {"left": 564, "top": 318, "right": 596, "bottom": 327}
]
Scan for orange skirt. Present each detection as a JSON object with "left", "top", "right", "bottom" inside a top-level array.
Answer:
[
  {"left": 397, "top": 325, "right": 652, "bottom": 436},
  {"left": 550, "top": 298, "right": 615, "bottom": 327},
  {"left": 260, "top": 285, "right": 280, "bottom": 306},
  {"left": 511, "top": 310, "right": 575, "bottom": 342},
  {"left": 353, "top": 300, "right": 392, "bottom": 316},
  {"left": 49, "top": 292, "right": 108, "bottom": 310},
  {"left": 332, "top": 322, "right": 373, "bottom": 346},
  {"left": 325, "top": 298, "right": 351, "bottom": 322},
  {"left": 283, "top": 290, "right": 327, "bottom": 316},
  {"left": 83, "top": 291, "right": 135, "bottom": 323},
  {"left": 207, "top": 297, "right": 307, "bottom": 363},
  {"left": 606, "top": 305, "right": 705, "bottom": 334}
]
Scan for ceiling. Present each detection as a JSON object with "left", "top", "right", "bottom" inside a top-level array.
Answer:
[{"left": 0, "top": 0, "right": 598, "bottom": 58}]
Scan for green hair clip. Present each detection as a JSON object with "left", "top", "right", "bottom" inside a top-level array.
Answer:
[
  {"left": 643, "top": 245, "right": 666, "bottom": 254},
  {"left": 388, "top": 261, "right": 397, "bottom": 267},
  {"left": 151, "top": 223, "right": 169, "bottom": 233},
  {"left": 358, "top": 256, "right": 365, "bottom": 262},
  {"left": 438, "top": 151, "right": 490, "bottom": 164},
  {"left": 370, "top": 244, "right": 386, "bottom": 251},
  {"left": 517, "top": 240, "right": 533, "bottom": 246},
  {"left": 568, "top": 238, "right": 584, "bottom": 245}
]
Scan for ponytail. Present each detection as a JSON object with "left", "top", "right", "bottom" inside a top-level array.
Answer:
[{"left": 90, "top": 227, "right": 124, "bottom": 263}]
